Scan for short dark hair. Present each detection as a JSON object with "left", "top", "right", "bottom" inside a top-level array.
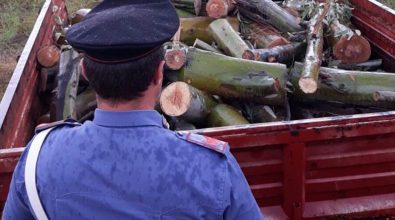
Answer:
[{"left": 83, "top": 47, "right": 164, "bottom": 102}]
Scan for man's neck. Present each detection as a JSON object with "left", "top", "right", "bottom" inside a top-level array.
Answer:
[{"left": 97, "top": 98, "right": 155, "bottom": 111}]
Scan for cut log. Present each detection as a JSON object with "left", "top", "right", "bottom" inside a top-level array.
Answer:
[
  {"left": 241, "top": 21, "right": 290, "bottom": 49},
  {"left": 164, "top": 43, "right": 188, "bottom": 70},
  {"left": 207, "top": 104, "right": 249, "bottom": 127},
  {"left": 193, "top": 38, "right": 223, "bottom": 54},
  {"left": 373, "top": 91, "right": 395, "bottom": 102},
  {"left": 236, "top": 0, "right": 303, "bottom": 33},
  {"left": 168, "top": 117, "right": 197, "bottom": 130},
  {"left": 208, "top": 19, "right": 251, "bottom": 58},
  {"left": 206, "top": 0, "right": 235, "bottom": 18},
  {"left": 37, "top": 45, "right": 60, "bottom": 68},
  {"left": 291, "top": 62, "right": 395, "bottom": 109},
  {"left": 283, "top": 0, "right": 304, "bottom": 11},
  {"left": 243, "top": 42, "right": 306, "bottom": 64},
  {"left": 329, "top": 20, "right": 371, "bottom": 64},
  {"left": 337, "top": 59, "right": 382, "bottom": 71},
  {"left": 178, "top": 48, "right": 288, "bottom": 106},
  {"left": 40, "top": 64, "right": 59, "bottom": 92},
  {"left": 160, "top": 81, "right": 217, "bottom": 123},
  {"left": 298, "top": 2, "right": 329, "bottom": 94},
  {"left": 54, "top": 48, "right": 81, "bottom": 120},
  {"left": 180, "top": 16, "right": 239, "bottom": 45}
]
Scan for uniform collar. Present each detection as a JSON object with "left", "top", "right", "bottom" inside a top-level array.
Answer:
[{"left": 93, "top": 109, "right": 167, "bottom": 128}]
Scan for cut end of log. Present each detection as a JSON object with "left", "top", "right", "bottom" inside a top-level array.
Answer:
[
  {"left": 160, "top": 82, "right": 192, "bottom": 117},
  {"left": 333, "top": 35, "right": 371, "bottom": 64},
  {"left": 299, "top": 78, "right": 318, "bottom": 94},
  {"left": 206, "top": 0, "right": 230, "bottom": 18},
  {"left": 165, "top": 49, "right": 187, "bottom": 70},
  {"left": 37, "top": 45, "right": 60, "bottom": 68},
  {"left": 241, "top": 50, "right": 256, "bottom": 60}
]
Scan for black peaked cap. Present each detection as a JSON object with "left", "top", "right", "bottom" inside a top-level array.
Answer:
[{"left": 66, "top": 0, "right": 180, "bottom": 63}]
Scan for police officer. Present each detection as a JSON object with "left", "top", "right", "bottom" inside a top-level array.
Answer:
[{"left": 3, "top": 0, "right": 264, "bottom": 219}]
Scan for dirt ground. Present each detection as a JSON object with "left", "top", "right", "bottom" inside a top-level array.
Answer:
[{"left": 0, "top": 0, "right": 99, "bottom": 100}]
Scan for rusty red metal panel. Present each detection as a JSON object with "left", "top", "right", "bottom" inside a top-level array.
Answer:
[
  {"left": 282, "top": 143, "right": 305, "bottom": 219},
  {"left": 0, "top": 0, "right": 68, "bottom": 149}
]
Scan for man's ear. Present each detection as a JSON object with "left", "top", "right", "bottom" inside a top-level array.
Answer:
[
  {"left": 153, "top": 60, "right": 165, "bottom": 85},
  {"left": 80, "top": 58, "right": 89, "bottom": 81}
]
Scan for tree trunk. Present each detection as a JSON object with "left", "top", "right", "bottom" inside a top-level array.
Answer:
[
  {"left": 236, "top": 0, "right": 303, "bottom": 33},
  {"left": 290, "top": 62, "right": 395, "bottom": 109},
  {"left": 207, "top": 104, "right": 249, "bottom": 127},
  {"left": 329, "top": 19, "right": 371, "bottom": 64},
  {"left": 208, "top": 18, "right": 251, "bottom": 58},
  {"left": 178, "top": 48, "right": 288, "bottom": 106},
  {"left": 193, "top": 38, "right": 223, "bottom": 54},
  {"left": 206, "top": 0, "right": 235, "bottom": 18},
  {"left": 40, "top": 64, "right": 59, "bottom": 92},
  {"left": 164, "top": 43, "right": 188, "bottom": 70},
  {"left": 37, "top": 45, "right": 60, "bottom": 68},
  {"left": 241, "top": 21, "right": 290, "bottom": 49},
  {"left": 298, "top": 2, "right": 329, "bottom": 94},
  {"left": 337, "top": 59, "right": 382, "bottom": 71},
  {"left": 168, "top": 116, "right": 197, "bottom": 130},
  {"left": 283, "top": 0, "right": 304, "bottom": 12},
  {"left": 160, "top": 81, "right": 217, "bottom": 123},
  {"left": 54, "top": 48, "right": 80, "bottom": 120},
  {"left": 243, "top": 42, "right": 305, "bottom": 64},
  {"left": 180, "top": 16, "right": 239, "bottom": 45}
]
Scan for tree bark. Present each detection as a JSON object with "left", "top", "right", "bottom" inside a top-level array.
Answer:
[
  {"left": 329, "top": 19, "right": 371, "bottom": 64},
  {"left": 291, "top": 62, "right": 395, "bottom": 108},
  {"left": 206, "top": 0, "right": 235, "bottom": 18},
  {"left": 207, "top": 104, "right": 249, "bottom": 127},
  {"left": 249, "top": 105, "right": 279, "bottom": 123},
  {"left": 236, "top": 0, "right": 303, "bottom": 33},
  {"left": 176, "top": 8, "right": 196, "bottom": 18},
  {"left": 243, "top": 42, "right": 305, "bottom": 64},
  {"left": 160, "top": 81, "right": 217, "bottom": 123},
  {"left": 298, "top": 2, "right": 329, "bottom": 94},
  {"left": 180, "top": 16, "right": 239, "bottom": 45},
  {"left": 54, "top": 48, "right": 80, "bottom": 120},
  {"left": 241, "top": 21, "right": 290, "bottom": 49},
  {"left": 337, "top": 59, "right": 382, "bottom": 71},
  {"left": 193, "top": 38, "right": 223, "bottom": 54},
  {"left": 208, "top": 18, "right": 251, "bottom": 58},
  {"left": 178, "top": 48, "right": 288, "bottom": 106}
]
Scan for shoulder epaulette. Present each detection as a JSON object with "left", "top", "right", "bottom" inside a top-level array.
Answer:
[
  {"left": 35, "top": 119, "right": 81, "bottom": 134},
  {"left": 176, "top": 131, "right": 228, "bottom": 154}
]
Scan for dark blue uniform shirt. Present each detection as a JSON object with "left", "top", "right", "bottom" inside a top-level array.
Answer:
[{"left": 4, "top": 110, "right": 263, "bottom": 220}]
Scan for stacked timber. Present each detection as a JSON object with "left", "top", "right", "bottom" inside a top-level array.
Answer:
[{"left": 35, "top": 0, "right": 395, "bottom": 131}]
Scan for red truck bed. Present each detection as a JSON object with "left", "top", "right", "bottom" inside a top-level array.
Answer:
[{"left": 1, "top": 0, "right": 395, "bottom": 218}]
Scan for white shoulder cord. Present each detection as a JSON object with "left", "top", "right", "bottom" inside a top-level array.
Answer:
[{"left": 25, "top": 127, "right": 55, "bottom": 220}]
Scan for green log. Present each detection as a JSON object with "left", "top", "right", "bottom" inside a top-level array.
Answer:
[
  {"left": 291, "top": 62, "right": 395, "bottom": 109},
  {"left": 298, "top": 3, "right": 328, "bottom": 94},
  {"left": 207, "top": 104, "right": 249, "bottom": 127},
  {"left": 54, "top": 47, "right": 80, "bottom": 120},
  {"left": 160, "top": 81, "right": 217, "bottom": 123},
  {"left": 193, "top": 38, "right": 223, "bottom": 54},
  {"left": 178, "top": 48, "right": 288, "bottom": 105},
  {"left": 249, "top": 105, "right": 278, "bottom": 123},
  {"left": 337, "top": 59, "right": 382, "bottom": 71},
  {"left": 236, "top": 0, "right": 303, "bottom": 33},
  {"left": 172, "top": 0, "right": 202, "bottom": 15},
  {"left": 176, "top": 8, "right": 196, "bottom": 18},
  {"left": 208, "top": 18, "right": 251, "bottom": 58},
  {"left": 180, "top": 16, "right": 239, "bottom": 45}
]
